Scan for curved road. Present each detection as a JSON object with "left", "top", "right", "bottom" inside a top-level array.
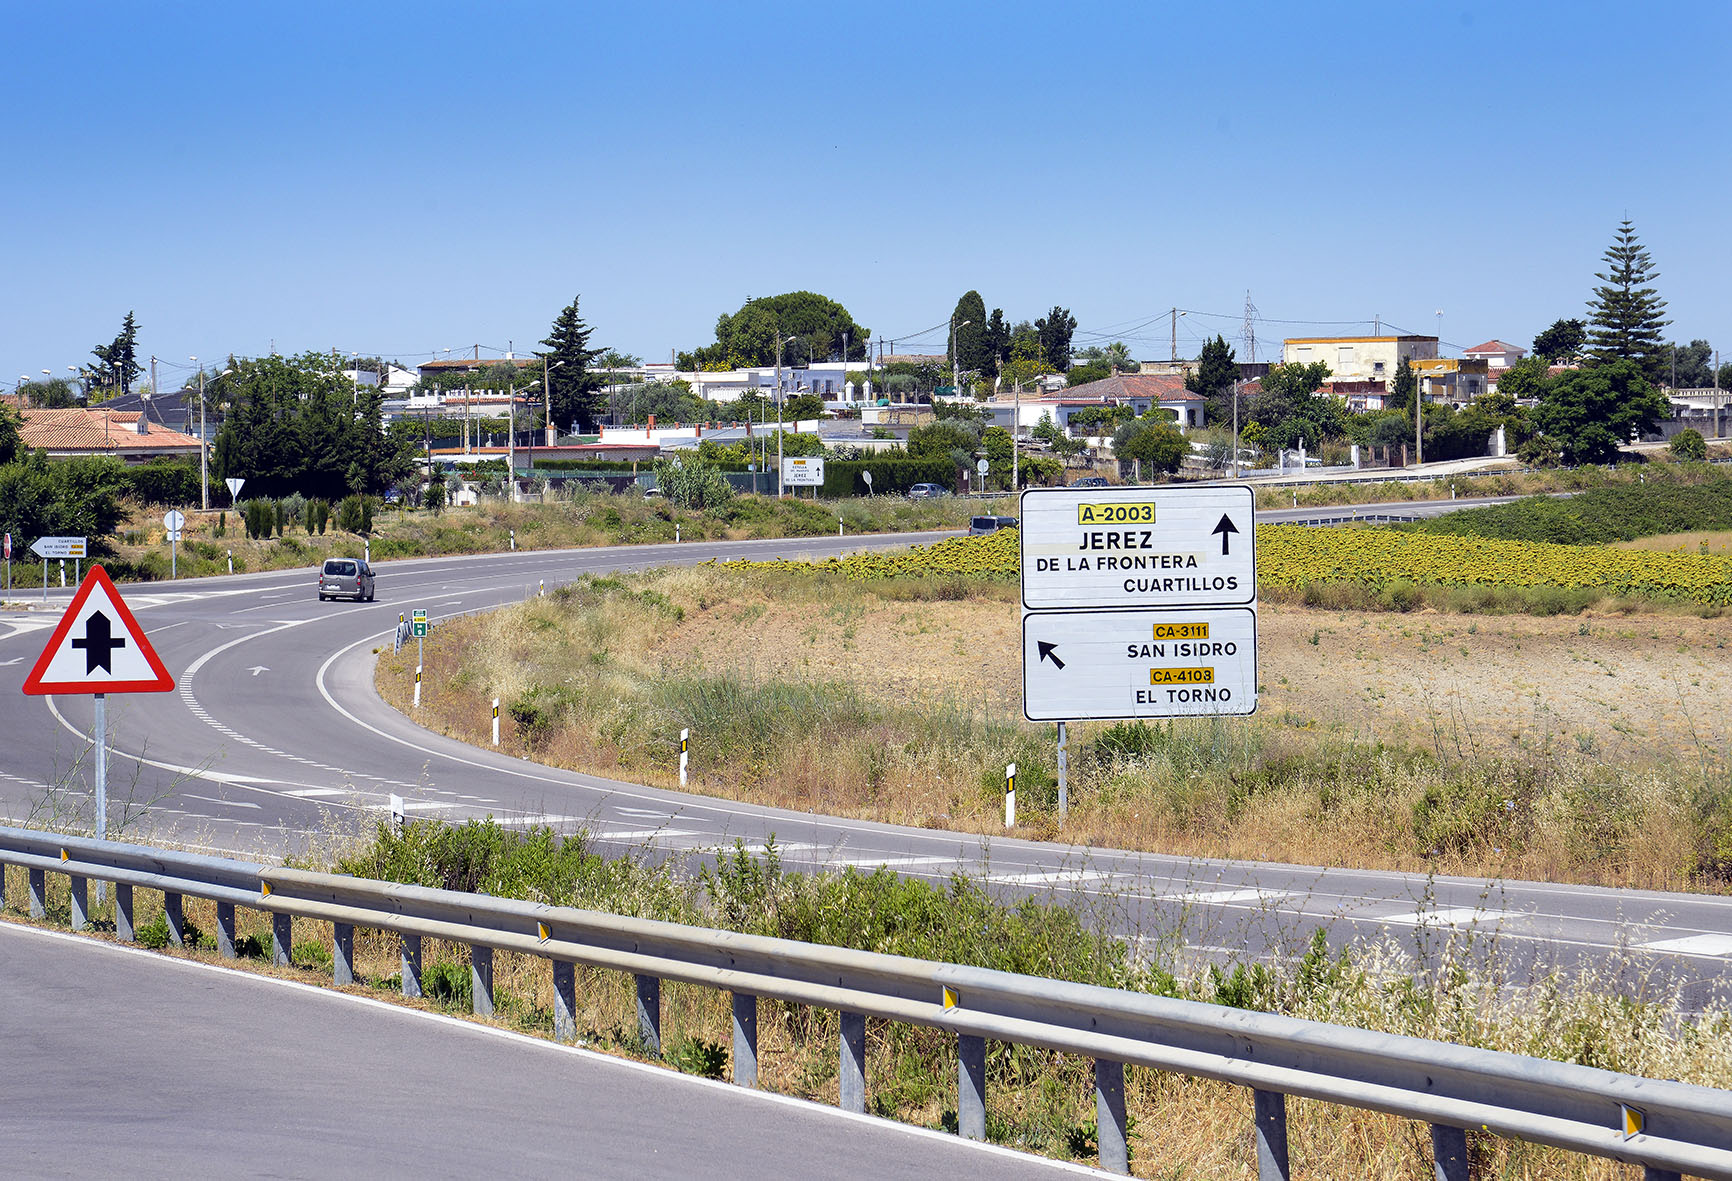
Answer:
[
  {"left": 0, "top": 923, "right": 1083, "bottom": 1179},
  {"left": 1, "top": 512, "right": 1728, "bottom": 1009}
]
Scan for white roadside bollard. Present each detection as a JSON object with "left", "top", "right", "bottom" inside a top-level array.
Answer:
[
  {"left": 413, "top": 665, "right": 422, "bottom": 708},
  {"left": 676, "top": 524, "right": 681, "bottom": 543},
  {"left": 1005, "top": 762, "right": 1016, "bottom": 829},
  {"left": 510, "top": 529, "right": 516, "bottom": 551},
  {"left": 492, "top": 698, "right": 500, "bottom": 746},
  {"left": 226, "top": 549, "right": 233, "bottom": 574},
  {"left": 538, "top": 579, "right": 545, "bottom": 597},
  {"left": 679, "top": 728, "right": 689, "bottom": 786},
  {"left": 389, "top": 793, "right": 405, "bottom": 832}
]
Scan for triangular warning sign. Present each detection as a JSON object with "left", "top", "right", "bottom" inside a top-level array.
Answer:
[{"left": 21, "top": 565, "right": 175, "bottom": 695}]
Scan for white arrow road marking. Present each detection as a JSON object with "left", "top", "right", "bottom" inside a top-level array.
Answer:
[
  {"left": 1640, "top": 933, "right": 1732, "bottom": 957},
  {"left": 246, "top": 666, "right": 269, "bottom": 676},
  {"left": 1379, "top": 907, "right": 1509, "bottom": 927}
]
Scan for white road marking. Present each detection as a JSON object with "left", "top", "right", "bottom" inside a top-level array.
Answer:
[
  {"left": 181, "top": 794, "right": 261, "bottom": 810},
  {"left": 614, "top": 807, "right": 671, "bottom": 819},
  {"left": 1379, "top": 907, "right": 1506, "bottom": 927},
  {"left": 282, "top": 788, "right": 350, "bottom": 799},
  {"left": 829, "top": 854, "right": 958, "bottom": 869},
  {"left": 1160, "top": 888, "right": 1292, "bottom": 906},
  {"left": 989, "top": 869, "right": 1121, "bottom": 886},
  {"left": 587, "top": 828, "right": 700, "bottom": 842},
  {"left": 1640, "top": 933, "right": 1732, "bottom": 957}
]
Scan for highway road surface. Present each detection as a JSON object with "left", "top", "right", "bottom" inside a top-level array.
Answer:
[
  {"left": 0, "top": 922, "right": 1087, "bottom": 1179},
  {"left": 1, "top": 510, "right": 1728, "bottom": 1009}
]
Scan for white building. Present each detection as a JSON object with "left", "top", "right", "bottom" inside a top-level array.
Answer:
[{"left": 1462, "top": 340, "right": 1528, "bottom": 370}]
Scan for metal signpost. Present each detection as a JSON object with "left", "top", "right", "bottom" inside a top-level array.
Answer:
[
  {"left": 412, "top": 608, "right": 427, "bottom": 668},
  {"left": 225, "top": 477, "right": 245, "bottom": 504},
  {"left": 163, "top": 510, "right": 185, "bottom": 579},
  {"left": 3, "top": 532, "right": 9, "bottom": 596},
  {"left": 21, "top": 565, "right": 176, "bottom": 847},
  {"left": 1019, "top": 486, "right": 1258, "bottom": 819}
]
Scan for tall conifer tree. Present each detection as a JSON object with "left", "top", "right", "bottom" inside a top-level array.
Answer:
[
  {"left": 539, "top": 296, "right": 605, "bottom": 432},
  {"left": 1585, "top": 220, "right": 1669, "bottom": 383}
]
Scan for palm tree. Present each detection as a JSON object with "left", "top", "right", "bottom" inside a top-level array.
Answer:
[
  {"left": 1103, "top": 341, "right": 1138, "bottom": 373},
  {"left": 597, "top": 350, "right": 642, "bottom": 425}
]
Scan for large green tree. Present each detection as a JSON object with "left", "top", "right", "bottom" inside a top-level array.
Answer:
[
  {"left": 948, "top": 291, "right": 991, "bottom": 380},
  {"left": 212, "top": 352, "right": 413, "bottom": 498},
  {"left": 1037, "top": 306, "right": 1078, "bottom": 371},
  {"left": 1585, "top": 220, "right": 1669, "bottom": 383},
  {"left": 539, "top": 295, "right": 606, "bottom": 432},
  {"left": 1666, "top": 339, "right": 1715, "bottom": 389},
  {"left": 1112, "top": 414, "right": 1188, "bottom": 476},
  {"left": 1388, "top": 358, "right": 1418, "bottom": 415},
  {"left": 1185, "top": 334, "right": 1238, "bottom": 423},
  {"left": 684, "top": 292, "right": 869, "bottom": 369},
  {"left": 985, "top": 309, "right": 1010, "bottom": 370},
  {"left": 90, "top": 311, "right": 143, "bottom": 397},
  {"left": 1248, "top": 361, "right": 1344, "bottom": 449},
  {"left": 1532, "top": 318, "right": 1585, "bottom": 364},
  {"left": 1532, "top": 359, "right": 1667, "bottom": 464}
]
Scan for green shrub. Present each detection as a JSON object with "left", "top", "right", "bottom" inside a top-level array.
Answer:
[
  {"left": 136, "top": 911, "right": 205, "bottom": 950},
  {"left": 668, "top": 1036, "right": 729, "bottom": 1078},
  {"left": 422, "top": 960, "right": 472, "bottom": 1008},
  {"left": 1671, "top": 429, "right": 1708, "bottom": 461}
]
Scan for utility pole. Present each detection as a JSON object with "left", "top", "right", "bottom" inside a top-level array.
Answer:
[
  {"left": 197, "top": 365, "right": 209, "bottom": 510},
  {"left": 775, "top": 330, "right": 787, "bottom": 498},
  {"left": 1232, "top": 380, "right": 1241, "bottom": 480},
  {"left": 951, "top": 317, "right": 971, "bottom": 401},
  {"left": 542, "top": 355, "right": 557, "bottom": 445},
  {"left": 1171, "top": 308, "right": 1177, "bottom": 362}
]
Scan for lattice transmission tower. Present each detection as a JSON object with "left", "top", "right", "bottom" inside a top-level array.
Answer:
[{"left": 1241, "top": 291, "right": 1259, "bottom": 364}]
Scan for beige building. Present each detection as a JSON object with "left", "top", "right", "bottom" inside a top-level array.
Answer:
[
  {"left": 1411, "top": 358, "right": 1490, "bottom": 407},
  {"left": 1282, "top": 335, "right": 1438, "bottom": 384}
]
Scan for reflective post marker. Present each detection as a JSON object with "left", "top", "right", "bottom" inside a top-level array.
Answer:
[
  {"left": 679, "top": 728, "right": 689, "bottom": 786},
  {"left": 1005, "top": 762, "right": 1016, "bottom": 829},
  {"left": 492, "top": 698, "right": 500, "bottom": 745},
  {"left": 413, "top": 665, "right": 421, "bottom": 708},
  {"left": 509, "top": 529, "right": 515, "bottom": 551},
  {"left": 226, "top": 549, "right": 232, "bottom": 574}
]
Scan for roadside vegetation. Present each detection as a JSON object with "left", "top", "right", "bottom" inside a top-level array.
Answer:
[{"left": 6, "top": 819, "right": 1728, "bottom": 1178}]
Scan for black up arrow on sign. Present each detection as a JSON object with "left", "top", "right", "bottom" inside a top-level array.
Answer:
[
  {"left": 1037, "top": 641, "right": 1065, "bottom": 669},
  {"left": 1211, "top": 514, "right": 1240, "bottom": 555}
]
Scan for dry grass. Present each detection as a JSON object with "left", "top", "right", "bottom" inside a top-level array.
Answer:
[{"left": 381, "top": 565, "right": 1732, "bottom": 894}]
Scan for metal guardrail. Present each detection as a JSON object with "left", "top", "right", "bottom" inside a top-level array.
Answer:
[{"left": 2, "top": 824, "right": 1727, "bottom": 1180}]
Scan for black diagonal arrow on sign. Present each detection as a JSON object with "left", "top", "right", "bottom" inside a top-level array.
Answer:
[
  {"left": 1037, "top": 641, "right": 1065, "bottom": 669},
  {"left": 71, "top": 610, "right": 126, "bottom": 674}
]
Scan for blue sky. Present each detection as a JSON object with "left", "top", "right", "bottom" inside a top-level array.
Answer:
[{"left": 6, "top": 1, "right": 1729, "bottom": 389}]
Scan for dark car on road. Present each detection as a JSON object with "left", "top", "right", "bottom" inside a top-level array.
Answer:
[
  {"left": 318, "top": 558, "right": 375, "bottom": 602},
  {"left": 906, "top": 482, "right": 948, "bottom": 499},
  {"left": 1069, "top": 476, "right": 1111, "bottom": 488},
  {"left": 967, "top": 515, "right": 1019, "bottom": 535}
]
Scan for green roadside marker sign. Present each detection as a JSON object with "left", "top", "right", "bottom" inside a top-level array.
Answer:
[{"left": 412, "top": 608, "right": 428, "bottom": 638}]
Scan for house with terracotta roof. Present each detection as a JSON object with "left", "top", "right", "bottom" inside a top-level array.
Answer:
[
  {"left": 19, "top": 408, "right": 203, "bottom": 463},
  {"left": 1462, "top": 340, "right": 1528, "bottom": 370}
]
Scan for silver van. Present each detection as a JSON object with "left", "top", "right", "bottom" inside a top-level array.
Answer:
[{"left": 318, "top": 558, "right": 375, "bottom": 602}]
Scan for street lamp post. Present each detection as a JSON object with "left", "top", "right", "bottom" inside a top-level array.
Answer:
[
  {"left": 775, "top": 331, "right": 791, "bottom": 498},
  {"left": 541, "top": 357, "right": 564, "bottom": 445},
  {"left": 950, "top": 318, "right": 972, "bottom": 402}
]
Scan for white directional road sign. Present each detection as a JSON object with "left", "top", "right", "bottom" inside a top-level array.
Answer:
[
  {"left": 1023, "top": 607, "right": 1257, "bottom": 720},
  {"left": 1019, "top": 485, "right": 1254, "bottom": 610},
  {"left": 1019, "top": 485, "right": 1258, "bottom": 721},
  {"left": 782, "top": 456, "right": 824, "bottom": 486},
  {"left": 30, "top": 536, "right": 87, "bottom": 560},
  {"left": 163, "top": 510, "right": 186, "bottom": 532}
]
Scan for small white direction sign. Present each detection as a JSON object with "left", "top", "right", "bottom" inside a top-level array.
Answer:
[
  {"left": 22, "top": 565, "right": 175, "bottom": 695},
  {"left": 1019, "top": 486, "right": 1254, "bottom": 610},
  {"left": 163, "top": 510, "right": 186, "bottom": 532},
  {"left": 225, "top": 477, "right": 246, "bottom": 501},
  {"left": 782, "top": 456, "right": 825, "bottom": 486},
  {"left": 1023, "top": 608, "right": 1257, "bottom": 721},
  {"left": 30, "top": 536, "right": 87, "bottom": 560}
]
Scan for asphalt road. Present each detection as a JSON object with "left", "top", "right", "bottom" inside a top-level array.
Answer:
[
  {"left": 0, "top": 922, "right": 1087, "bottom": 1179},
  {"left": 1, "top": 508, "right": 1729, "bottom": 1010}
]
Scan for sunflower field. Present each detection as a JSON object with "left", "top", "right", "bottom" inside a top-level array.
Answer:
[{"left": 717, "top": 523, "right": 1732, "bottom": 604}]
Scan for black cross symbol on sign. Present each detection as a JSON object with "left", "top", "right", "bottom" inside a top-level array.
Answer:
[{"left": 71, "top": 610, "right": 127, "bottom": 675}]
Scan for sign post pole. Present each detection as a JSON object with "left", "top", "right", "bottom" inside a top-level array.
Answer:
[
  {"left": 1056, "top": 721, "right": 1069, "bottom": 820},
  {"left": 93, "top": 692, "right": 107, "bottom": 842}
]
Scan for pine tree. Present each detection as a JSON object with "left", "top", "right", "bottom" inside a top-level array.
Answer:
[
  {"left": 1036, "top": 306, "right": 1077, "bottom": 371},
  {"left": 1585, "top": 220, "right": 1669, "bottom": 383},
  {"left": 539, "top": 296, "right": 605, "bottom": 432}
]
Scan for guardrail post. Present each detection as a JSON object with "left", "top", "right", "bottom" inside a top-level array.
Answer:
[
  {"left": 216, "top": 902, "right": 236, "bottom": 958},
  {"left": 69, "top": 874, "right": 88, "bottom": 931},
  {"left": 636, "top": 974, "right": 661, "bottom": 1056},
  {"left": 1095, "top": 1059, "right": 1128, "bottom": 1174},
  {"left": 553, "top": 961, "right": 576, "bottom": 1041},
  {"left": 732, "top": 993, "right": 757, "bottom": 1088},
  {"left": 1431, "top": 1124, "right": 1468, "bottom": 1181},
  {"left": 332, "top": 923, "right": 354, "bottom": 985},
  {"left": 471, "top": 946, "right": 494, "bottom": 1016},
  {"left": 1254, "top": 1089, "right": 1290, "bottom": 1180},
  {"left": 958, "top": 1034, "right": 986, "bottom": 1141},
  {"left": 1645, "top": 1168, "right": 1683, "bottom": 1181},
  {"left": 164, "top": 892, "right": 184, "bottom": 946},
  {"left": 28, "top": 867, "right": 45, "bottom": 918},
  {"left": 839, "top": 1011, "right": 866, "bottom": 1114},
  {"left": 271, "top": 912, "right": 292, "bottom": 966},
  {"left": 115, "top": 883, "right": 135, "bottom": 943},
  {"left": 401, "top": 934, "right": 422, "bottom": 998}
]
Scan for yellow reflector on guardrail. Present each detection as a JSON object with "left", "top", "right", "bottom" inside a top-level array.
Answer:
[
  {"left": 59, "top": 848, "right": 69, "bottom": 862},
  {"left": 943, "top": 986, "right": 960, "bottom": 1010},
  {"left": 260, "top": 881, "right": 273, "bottom": 898},
  {"left": 538, "top": 922, "right": 550, "bottom": 942},
  {"left": 1622, "top": 1103, "right": 1644, "bottom": 1138}
]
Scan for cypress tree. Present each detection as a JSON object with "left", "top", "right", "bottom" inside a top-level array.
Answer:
[
  {"left": 1585, "top": 220, "right": 1670, "bottom": 384},
  {"left": 539, "top": 297, "right": 605, "bottom": 433}
]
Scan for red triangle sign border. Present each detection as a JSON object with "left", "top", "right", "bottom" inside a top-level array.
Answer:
[{"left": 21, "top": 564, "right": 176, "bottom": 695}]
